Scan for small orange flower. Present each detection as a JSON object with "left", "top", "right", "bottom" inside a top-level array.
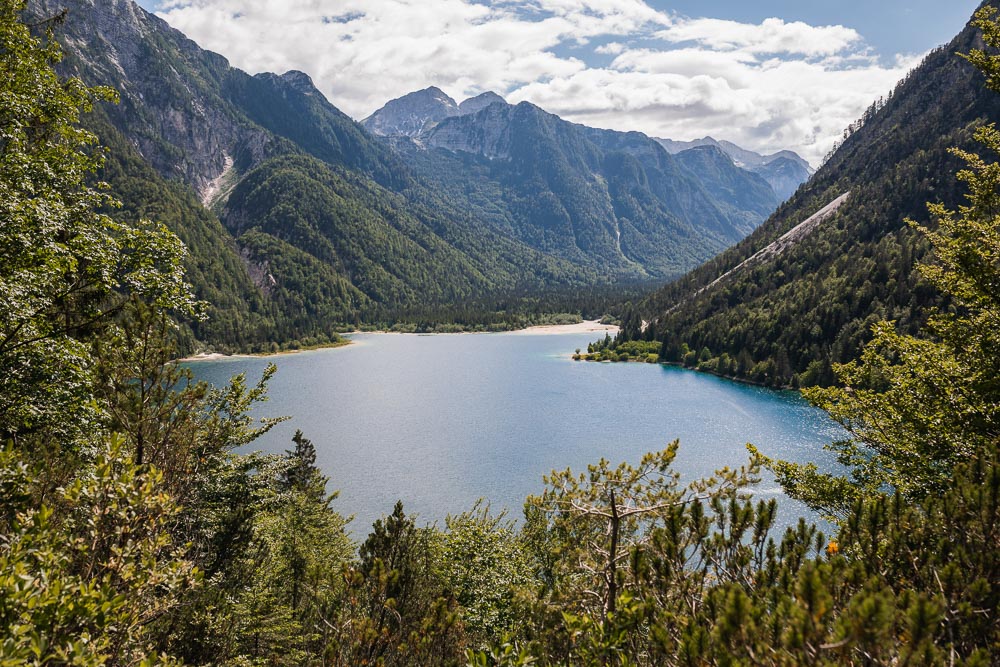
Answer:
[{"left": 827, "top": 540, "right": 839, "bottom": 556}]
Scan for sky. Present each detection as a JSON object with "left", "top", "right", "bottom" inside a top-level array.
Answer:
[{"left": 135, "top": 0, "right": 981, "bottom": 165}]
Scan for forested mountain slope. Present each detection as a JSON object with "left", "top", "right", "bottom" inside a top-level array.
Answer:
[
  {"left": 620, "top": 2, "right": 1000, "bottom": 387},
  {"left": 29, "top": 0, "right": 795, "bottom": 350}
]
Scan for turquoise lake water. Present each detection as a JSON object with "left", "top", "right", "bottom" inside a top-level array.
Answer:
[{"left": 186, "top": 331, "right": 843, "bottom": 537}]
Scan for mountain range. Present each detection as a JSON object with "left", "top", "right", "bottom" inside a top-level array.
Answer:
[
  {"left": 363, "top": 88, "right": 813, "bottom": 263},
  {"left": 363, "top": 88, "right": 813, "bottom": 205},
  {"left": 29, "top": 0, "right": 812, "bottom": 349},
  {"left": 653, "top": 136, "right": 813, "bottom": 201},
  {"left": 363, "top": 88, "right": 790, "bottom": 278}
]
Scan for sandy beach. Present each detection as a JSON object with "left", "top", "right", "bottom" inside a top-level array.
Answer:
[
  {"left": 509, "top": 319, "right": 619, "bottom": 336},
  {"left": 178, "top": 352, "right": 230, "bottom": 362}
]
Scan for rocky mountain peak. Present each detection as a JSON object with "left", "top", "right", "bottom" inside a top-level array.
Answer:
[
  {"left": 279, "top": 70, "right": 319, "bottom": 95},
  {"left": 361, "top": 86, "right": 460, "bottom": 137},
  {"left": 458, "top": 91, "right": 507, "bottom": 115}
]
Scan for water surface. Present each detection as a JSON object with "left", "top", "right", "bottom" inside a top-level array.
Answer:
[{"left": 188, "top": 332, "right": 842, "bottom": 536}]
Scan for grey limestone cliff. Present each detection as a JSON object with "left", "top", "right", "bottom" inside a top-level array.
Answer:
[
  {"left": 361, "top": 86, "right": 460, "bottom": 137},
  {"left": 31, "top": 0, "right": 280, "bottom": 200}
]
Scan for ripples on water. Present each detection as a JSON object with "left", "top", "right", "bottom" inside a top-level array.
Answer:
[{"left": 187, "top": 331, "right": 843, "bottom": 536}]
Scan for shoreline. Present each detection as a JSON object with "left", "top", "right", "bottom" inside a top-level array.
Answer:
[
  {"left": 343, "top": 318, "right": 620, "bottom": 337},
  {"left": 178, "top": 319, "right": 618, "bottom": 362},
  {"left": 575, "top": 356, "right": 799, "bottom": 392},
  {"left": 178, "top": 339, "right": 352, "bottom": 363}
]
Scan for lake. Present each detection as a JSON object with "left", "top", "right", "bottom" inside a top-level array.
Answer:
[{"left": 186, "top": 330, "right": 843, "bottom": 537}]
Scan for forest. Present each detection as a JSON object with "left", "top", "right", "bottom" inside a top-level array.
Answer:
[{"left": 1, "top": 0, "right": 998, "bottom": 665}]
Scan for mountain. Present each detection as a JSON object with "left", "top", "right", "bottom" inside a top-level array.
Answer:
[
  {"left": 361, "top": 88, "right": 511, "bottom": 139},
  {"left": 655, "top": 136, "right": 813, "bottom": 201},
  {"left": 366, "top": 90, "right": 780, "bottom": 279},
  {"left": 750, "top": 155, "right": 813, "bottom": 201},
  {"left": 27, "top": 0, "right": 819, "bottom": 349},
  {"left": 30, "top": 0, "right": 616, "bottom": 348},
  {"left": 360, "top": 86, "right": 461, "bottom": 137},
  {"left": 671, "top": 145, "right": 782, "bottom": 229},
  {"left": 619, "top": 2, "right": 1000, "bottom": 387},
  {"left": 458, "top": 91, "right": 506, "bottom": 115}
]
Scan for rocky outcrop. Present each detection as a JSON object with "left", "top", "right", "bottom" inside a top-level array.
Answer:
[
  {"left": 421, "top": 101, "right": 518, "bottom": 158},
  {"left": 361, "top": 86, "right": 460, "bottom": 137},
  {"left": 458, "top": 91, "right": 506, "bottom": 115},
  {"left": 362, "top": 88, "right": 511, "bottom": 138},
  {"left": 239, "top": 247, "right": 276, "bottom": 295},
  {"left": 31, "top": 0, "right": 276, "bottom": 200}
]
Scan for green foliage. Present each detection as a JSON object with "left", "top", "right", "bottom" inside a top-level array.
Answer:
[
  {"left": 524, "top": 443, "right": 761, "bottom": 622},
  {"left": 576, "top": 334, "right": 660, "bottom": 362},
  {"left": 2, "top": 2, "right": 999, "bottom": 665},
  {"left": 222, "top": 429, "right": 354, "bottom": 665},
  {"left": 473, "top": 447, "right": 998, "bottom": 666},
  {"left": 329, "top": 502, "right": 466, "bottom": 666},
  {"left": 961, "top": 6, "right": 1000, "bottom": 90},
  {"left": 0, "top": 1, "right": 194, "bottom": 444},
  {"left": 440, "top": 503, "right": 533, "bottom": 647},
  {"left": 0, "top": 437, "right": 194, "bottom": 666},
  {"left": 764, "top": 76, "right": 1000, "bottom": 520}
]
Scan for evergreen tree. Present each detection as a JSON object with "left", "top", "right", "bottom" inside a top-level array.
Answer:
[{"left": 284, "top": 429, "right": 319, "bottom": 493}]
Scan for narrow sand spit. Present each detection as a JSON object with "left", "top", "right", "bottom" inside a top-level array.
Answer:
[
  {"left": 510, "top": 319, "right": 619, "bottom": 336},
  {"left": 178, "top": 352, "right": 229, "bottom": 362}
]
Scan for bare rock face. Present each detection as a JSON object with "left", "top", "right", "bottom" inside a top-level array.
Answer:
[
  {"left": 239, "top": 247, "right": 276, "bottom": 295},
  {"left": 30, "top": 0, "right": 275, "bottom": 201},
  {"left": 361, "top": 86, "right": 460, "bottom": 137},
  {"left": 421, "top": 101, "right": 516, "bottom": 159},
  {"left": 458, "top": 91, "right": 506, "bottom": 115},
  {"left": 277, "top": 70, "right": 318, "bottom": 95},
  {"left": 362, "top": 88, "right": 511, "bottom": 140},
  {"left": 363, "top": 87, "right": 521, "bottom": 160}
]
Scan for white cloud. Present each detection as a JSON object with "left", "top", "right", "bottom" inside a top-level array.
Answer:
[
  {"left": 155, "top": 0, "right": 921, "bottom": 166},
  {"left": 655, "top": 17, "right": 862, "bottom": 57},
  {"left": 510, "top": 55, "right": 917, "bottom": 165},
  {"left": 595, "top": 41, "right": 625, "bottom": 55}
]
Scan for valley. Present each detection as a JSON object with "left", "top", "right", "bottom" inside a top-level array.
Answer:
[
  {"left": 30, "top": 0, "right": 815, "bottom": 354},
  {"left": 3, "top": 0, "right": 998, "bottom": 664}
]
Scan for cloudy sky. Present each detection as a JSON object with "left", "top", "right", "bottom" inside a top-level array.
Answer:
[{"left": 136, "top": 0, "right": 980, "bottom": 166}]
